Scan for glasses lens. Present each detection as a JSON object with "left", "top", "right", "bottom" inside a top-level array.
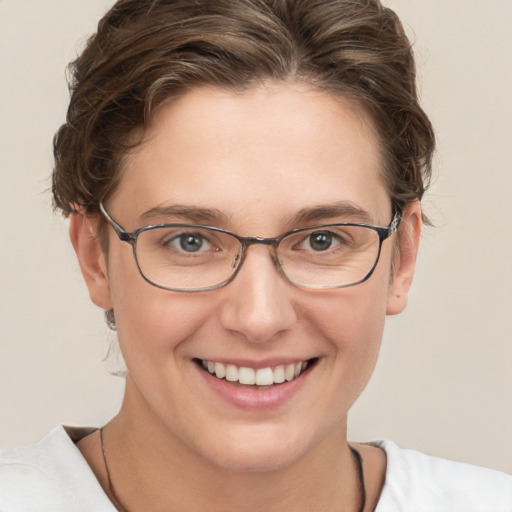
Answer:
[
  {"left": 277, "top": 225, "right": 381, "bottom": 288},
  {"left": 134, "top": 226, "right": 242, "bottom": 291}
]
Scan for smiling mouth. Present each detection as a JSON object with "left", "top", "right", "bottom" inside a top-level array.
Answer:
[{"left": 195, "top": 358, "right": 317, "bottom": 387}]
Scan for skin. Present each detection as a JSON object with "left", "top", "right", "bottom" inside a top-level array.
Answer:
[{"left": 72, "top": 82, "right": 421, "bottom": 511}]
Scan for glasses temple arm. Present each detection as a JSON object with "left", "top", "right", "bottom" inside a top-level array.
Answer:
[{"left": 99, "top": 201, "right": 132, "bottom": 242}]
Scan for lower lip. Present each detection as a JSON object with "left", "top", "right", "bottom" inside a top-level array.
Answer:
[{"left": 196, "top": 363, "right": 313, "bottom": 410}]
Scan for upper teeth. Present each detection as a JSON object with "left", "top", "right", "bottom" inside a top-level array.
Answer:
[{"left": 201, "top": 360, "right": 309, "bottom": 386}]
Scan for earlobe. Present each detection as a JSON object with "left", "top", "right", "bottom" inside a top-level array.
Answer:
[
  {"left": 386, "top": 201, "right": 422, "bottom": 316},
  {"left": 69, "top": 210, "right": 113, "bottom": 310}
]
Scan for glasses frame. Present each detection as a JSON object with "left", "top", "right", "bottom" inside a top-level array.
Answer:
[{"left": 99, "top": 201, "right": 402, "bottom": 292}]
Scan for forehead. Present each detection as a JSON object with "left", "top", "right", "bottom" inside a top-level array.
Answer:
[{"left": 113, "top": 82, "right": 390, "bottom": 230}]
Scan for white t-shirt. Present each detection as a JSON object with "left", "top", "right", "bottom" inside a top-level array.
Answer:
[{"left": 0, "top": 425, "right": 510, "bottom": 511}]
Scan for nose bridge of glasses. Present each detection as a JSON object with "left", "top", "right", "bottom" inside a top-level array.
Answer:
[
  {"left": 242, "top": 236, "right": 279, "bottom": 247},
  {"left": 235, "top": 235, "right": 282, "bottom": 275},
  {"left": 242, "top": 236, "right": 281, "bottom": 264}
]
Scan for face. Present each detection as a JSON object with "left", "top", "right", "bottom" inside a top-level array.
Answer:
[{"left": 73, "top": 82, "right": 419, "bottom": 472}]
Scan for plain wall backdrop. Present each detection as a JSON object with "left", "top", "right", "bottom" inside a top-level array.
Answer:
[{"left": 0, "top": 0, "right": 511, "bottom": 473}]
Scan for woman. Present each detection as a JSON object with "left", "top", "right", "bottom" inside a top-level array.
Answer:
[{"left": 1, "top": 1, "right": 510, "bottom": 510}]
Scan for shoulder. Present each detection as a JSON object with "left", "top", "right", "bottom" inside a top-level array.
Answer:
[
  {"left": 0, "top": 425, "right": 115, "bottom": 512},
  {"left": 372, "top": 439, "right": 512, "bottom": 512}
]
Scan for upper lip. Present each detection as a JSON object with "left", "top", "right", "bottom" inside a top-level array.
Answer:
[{"left": 194, "top": 357, "right": 316, "bottom": 369}]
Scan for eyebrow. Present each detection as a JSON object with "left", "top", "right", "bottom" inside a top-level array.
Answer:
[
  {"left": 291, "top": 202, "right": 375, "bottom": 225},
  {"left": 140, "top": 204, "right": 230, "bottom": 224},
  {"left": 139, "top": 201, "right": 375, "bottom": 227}
]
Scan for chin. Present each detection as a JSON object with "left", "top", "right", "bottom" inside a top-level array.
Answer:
[
  {"left": 208, "top": 445, "right": 303, "bottom": 473},
  {"left": 192, "top": 423, "right": 320, "bottom": 473}
]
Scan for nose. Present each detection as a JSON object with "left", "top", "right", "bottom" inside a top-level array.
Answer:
[{"left": 218, "top": 245, "right": 297, "bottom": 344}]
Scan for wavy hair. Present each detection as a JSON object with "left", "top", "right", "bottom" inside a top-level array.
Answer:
[{"left": 53, "top": 0, "right": 434, "bottom": 219}]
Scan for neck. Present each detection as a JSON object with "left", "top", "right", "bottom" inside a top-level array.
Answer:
[{"left": 102, "top": 380, "right": 363, "bottom": 512}]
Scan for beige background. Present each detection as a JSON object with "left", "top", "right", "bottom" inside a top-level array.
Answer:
[{"left": 0, "top": 1, "right": 511, "bottom": 473}]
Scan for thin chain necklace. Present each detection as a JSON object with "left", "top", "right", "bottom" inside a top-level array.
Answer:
[
  {"left": 100, "top": 427, "right": 366, "bottom": 512},
  {"left": 100, "top": 427, "right": 129, "bottom": 512},
  {"left": 350, "top": 445, "right": 367, "bottom": 512}
]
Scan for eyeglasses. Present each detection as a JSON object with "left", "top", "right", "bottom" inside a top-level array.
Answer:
[{"left": 99, "top": 202, "right": 401, "bottom": 292}]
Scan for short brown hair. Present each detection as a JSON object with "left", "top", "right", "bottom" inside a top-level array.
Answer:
[{"left": 52, "top": 0, "right": 434, "bottom": 218}]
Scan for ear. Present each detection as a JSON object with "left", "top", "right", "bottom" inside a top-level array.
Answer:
[
  {"left": 386, "top": 201, "right": 422, "bottom": 315},
  {"left": 69, "top": 210, "right": 113, "bottom": 310}
]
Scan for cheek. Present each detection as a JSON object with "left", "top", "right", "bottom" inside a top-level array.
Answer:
[
  {"left": 106, "top": 248, "right": 215, "bottom": 359},
  {"left": 114, "top": 290, "right": 212, "bottom": 356},
  {"left": 308, "top": 275, "right": 389, "bottom": 348},
  {"left": 308, "top": 279, "right": 389, "bottom": 398}
]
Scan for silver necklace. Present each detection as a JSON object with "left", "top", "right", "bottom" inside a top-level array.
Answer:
[{"left": 100, "top": 428, "right": 367, "bottom": 512}]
